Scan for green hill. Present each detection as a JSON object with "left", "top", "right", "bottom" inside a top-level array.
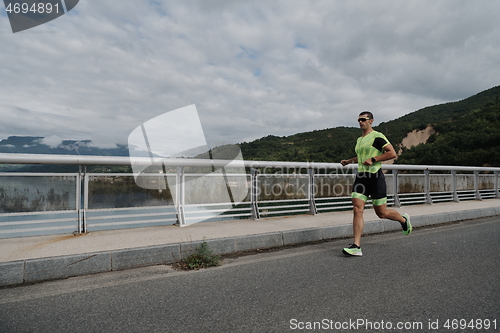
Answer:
[
  {"left": 239, "top": 85, "right": 500, "bottom": 166},
  {"left": 376, "top": 85, "right": 500, "bottom": 145},
  {"left": 396, "top": 96, "right": 500, "bottom": 166},
  {"left": 238, "top": 127, "right": 360, "bottom": 162}
]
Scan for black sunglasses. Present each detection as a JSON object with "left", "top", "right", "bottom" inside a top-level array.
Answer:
[{"left": 357, "top": 117, "right": 371, "bottom": 122}]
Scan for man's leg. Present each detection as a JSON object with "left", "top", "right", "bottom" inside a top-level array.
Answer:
[
  {"left": 373, "top": 204, "right": 405, "bottom": 223},
  {"left": 373, "top": 203, "right": 412, "bottom": 235},
  {"left": 352, "top": 197, "right": 366, "bottom": 246},
  {"left": 371, "top": 172, "right": 410, "bottom": 229},
  {"left": 343, "top": 197, "right": 366, "bottom": 256}
]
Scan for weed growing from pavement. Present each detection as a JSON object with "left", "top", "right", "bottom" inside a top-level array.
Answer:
[{"left": 179, "top": 240, "right": 221, "bottom": 270}]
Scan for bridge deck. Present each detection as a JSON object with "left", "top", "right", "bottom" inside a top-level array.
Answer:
[{"left": 1, "top": 199, "right": 499, "bottom": 286}]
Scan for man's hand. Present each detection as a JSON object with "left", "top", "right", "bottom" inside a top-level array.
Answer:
[
  {"left": 362, "top": 158, "right": 374, "bottom": 166},
  {"left": 340, "top": 160, "right": 350, "bottom": 166}
]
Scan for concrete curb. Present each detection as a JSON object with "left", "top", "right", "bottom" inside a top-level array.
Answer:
[{"left": 1, "top": 207, "right": 499, "bottom": 287}]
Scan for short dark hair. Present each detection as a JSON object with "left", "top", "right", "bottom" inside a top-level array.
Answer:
[{"left": 359, "top": 111, "right": 374, "bottom": 119}]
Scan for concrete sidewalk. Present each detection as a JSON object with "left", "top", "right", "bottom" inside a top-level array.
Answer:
[{"left": 1, "top": 199, "right": 499, "bottom": 287}]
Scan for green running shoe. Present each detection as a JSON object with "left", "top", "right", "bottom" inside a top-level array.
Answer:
[
  {"left": 342, "top": 244, "right": 362, "bottom": 256},
  {"left": 402, "top": 213, "right": 412, "bottom": 235}
]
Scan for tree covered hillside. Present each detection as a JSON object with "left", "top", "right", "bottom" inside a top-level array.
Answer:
[
  {"left": 239, "top": 127, "right": 360, "bottom": 162},
  {"left": 239, "top": 85, "right": 500, "bottom": 166},
  {"left": 376, "top": 85, "right": 500, "bottom": 145},
  {"left": 396, "top": 97, "right": 500, "bottom": 166}
]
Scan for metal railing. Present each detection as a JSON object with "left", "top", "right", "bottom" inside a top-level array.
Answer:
[{"left": 1, "top": 153, "right": 499, "bottom": 238}]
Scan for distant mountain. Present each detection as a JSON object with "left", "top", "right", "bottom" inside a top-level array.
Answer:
[
  {"left": 0, "top": 137, "right": 130, "bottom": 172},
  {"left": 0, "top": 136, "right": 129, "bottom": 156}
]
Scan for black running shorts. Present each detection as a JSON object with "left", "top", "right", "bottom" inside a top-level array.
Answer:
[{"left": 351, "top": 169, "right": 387, "bottom": 205}]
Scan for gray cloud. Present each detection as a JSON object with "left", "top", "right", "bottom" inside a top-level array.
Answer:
[{"left": 0, "top": 0, "right": 499, "bottom": 149}]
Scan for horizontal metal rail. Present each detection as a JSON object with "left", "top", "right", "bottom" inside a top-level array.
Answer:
[
  {"left": 2, "top": 153, "right": 500, "bottom": 172},
  {"left": 1, "top": 153, "right": 499, "bottom": 238}
]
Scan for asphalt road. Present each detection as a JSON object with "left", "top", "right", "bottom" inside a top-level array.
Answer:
[{"left": 1, "top": 217, "right": 499, "bottom": 333}]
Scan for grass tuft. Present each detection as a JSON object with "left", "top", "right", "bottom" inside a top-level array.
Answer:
[{"left": 180, "top": 240, "right": 221, "bottom": 270}]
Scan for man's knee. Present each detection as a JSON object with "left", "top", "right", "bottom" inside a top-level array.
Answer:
[{"left": 353, "top": 205, "right": 364, "bottom": 215}]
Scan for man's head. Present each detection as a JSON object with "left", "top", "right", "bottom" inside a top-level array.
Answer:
[
  {"left": 358, "top": 111, "right": 374, "bottom": 130},
  {"left": 358, "top": 111, "right": 374, "bottom": 120}
]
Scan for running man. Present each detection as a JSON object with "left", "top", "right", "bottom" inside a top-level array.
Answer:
[{"left": 340, "top": 111, "right": 412, "bottom": 256}]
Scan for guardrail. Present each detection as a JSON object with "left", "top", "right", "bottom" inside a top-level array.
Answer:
[{"left": 1, "top": 153, "right": 499, "bottom": 238}]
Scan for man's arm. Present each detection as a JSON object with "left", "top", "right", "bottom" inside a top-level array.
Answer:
[
  {"left": 341, "top": 157, "right": 358, "bottom": 166},
  {"left": 362, "top": 144, "right": 397, "bottom": 166}
]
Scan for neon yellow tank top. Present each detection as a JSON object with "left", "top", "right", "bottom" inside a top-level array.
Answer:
[{"left": 355, "top": 130, "right": 390, "bottom": 173}]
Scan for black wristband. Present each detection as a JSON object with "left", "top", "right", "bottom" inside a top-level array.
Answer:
[{"left": 371, "top": 157, "right": 377, "bottom": 163}]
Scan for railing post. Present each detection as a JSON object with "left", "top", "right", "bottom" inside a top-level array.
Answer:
[
  {"left": 474, "top": 171, "right": 482, "bottom": 200},
  {"left": 83, "top": 168, "right": 89, "bottom": 233},
  {"left": 76, "top": 166, "right": 82, "bottom": 234},
  {"left": 392, "top": 170, "right": 401, "bottom": 207},
  {"left": 308, "top": 168, "right": 318, "bottom": 215},
  {"left": 495, "top": 171, "right": 500, "bottom": 199},
  {"left": 451, "top": 170, "right": 460, "bottom": 202},
  {"left": 424, "top": 170, "right": 433, "bottom": 205},
  {"left": 250, "top": 168, "right": 260, "bottom": 220},
  {"left": 176, "top": 166, "right": 187, "bottom": 226},
  {"left": 76, "top": 165, "right": 87, "bottom": 234}
]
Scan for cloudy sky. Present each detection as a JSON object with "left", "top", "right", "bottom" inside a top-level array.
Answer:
[{"left": 1, "top": 0, "right": 499, "bottom": 150}]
